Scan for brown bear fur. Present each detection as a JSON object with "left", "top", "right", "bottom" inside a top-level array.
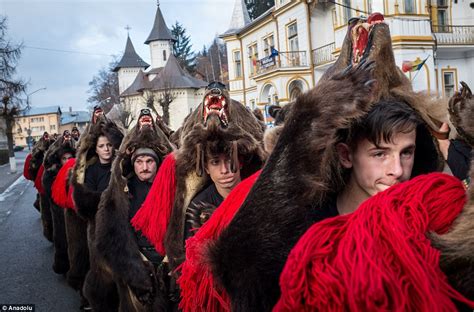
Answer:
[
  {"left": 42, "top": 135, "right": 76, "bottom": 275},
  {"left": 163, "top": 86, "right": 266, "bottom": 274},
  {"left": 94, "top": 123, "right": 173, "bottom": 311},
  {"left": 208, "top": 18, "right": 455, "bottom": 311},
  {"left": 431, "top": 82, "right": 474, "bottom": 301},
  {"left": 69, "top": 116, "right": 124, "bottom": 310}
]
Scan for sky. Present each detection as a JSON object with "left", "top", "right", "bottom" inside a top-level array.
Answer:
[{"left": 1, "top": 0, "right": 235, "bottom": 112}]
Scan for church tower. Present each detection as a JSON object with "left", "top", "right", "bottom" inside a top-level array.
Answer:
[
  {"left": 145, "top": 2, "right": 175, "bottom": 69},
  {"left": 114, "top": 35, "right": 149, "bottom": 94}
]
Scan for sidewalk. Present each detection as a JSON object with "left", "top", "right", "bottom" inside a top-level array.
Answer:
[{"left": 0, "top": 150, "right": 28, "bottom": 194}]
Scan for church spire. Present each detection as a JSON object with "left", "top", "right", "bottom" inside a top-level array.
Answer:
[
  {"left": 113, "top": 35, "right": 149, "bottom": 72},
  {"left": 144, "top": 4, "right": 175, "bottom": 44},
  {"left": 226, "top": 0, "right": 251, "bottom": 33}
]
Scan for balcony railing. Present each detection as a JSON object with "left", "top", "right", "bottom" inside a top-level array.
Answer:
[
  {"left": 254, "top": 51, "right": 308, "bottom": 75},
  {"left": 312, "top": 42, "right": 336, "bottom": 66},
  {"left": 433, "top": 25, "right": 474, "bottom": 45}
]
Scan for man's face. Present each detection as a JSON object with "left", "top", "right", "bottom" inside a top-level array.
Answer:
[
  {"left": 133, "top": 155, "right": 157, "bottom": 182},
  {"left": 61, "top": 152, "right": 73, "bottom": 165},
  {"left": 72, "top": 130, "right": 80, "bottom": 140},
  {"left": 342, "top": 130, "right": 416, "bottom": 201},
  {"left": 205, "top": 154, "right": 241, "bottom": 192}
]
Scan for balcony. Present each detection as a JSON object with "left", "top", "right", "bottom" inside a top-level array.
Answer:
[
  {"left": 254, "top": 51, "right": 309, "bottom": 76},
  {"left": 312, "top": 42, "right": 336, "bottom": 67},
  {"left": 433, "top": 25, "right": 474, "bottom": 45}
]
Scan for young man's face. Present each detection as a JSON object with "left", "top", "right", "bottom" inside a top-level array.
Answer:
[
  {"left": 61, "top": 152, "right": 73, "bottom": 165},
  {"left": 205, "top": 154, "right": 241, "bottom": 192},
  {"left": 134, "top": 155, "right": 157, "bottom": 182},
  {"left": 341, "top": 130, "right": 416, "bottom": 200}
]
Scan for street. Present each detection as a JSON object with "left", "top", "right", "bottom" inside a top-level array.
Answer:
[{"left": 0, "top": 152, "right": 80, "bottom": 311}]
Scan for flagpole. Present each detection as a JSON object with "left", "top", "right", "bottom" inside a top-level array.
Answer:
[{"left": 411, "top": 55, "right": 430, "bottom": 82}]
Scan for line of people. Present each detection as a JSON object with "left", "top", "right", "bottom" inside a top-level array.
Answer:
[{"left": 21, "top": 14, "right": 474, "bottom": 312}]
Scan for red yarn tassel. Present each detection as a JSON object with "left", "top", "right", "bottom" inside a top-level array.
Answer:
[
  {"left": 131, "top": 152, "right": 176, "bottom": 255},
  {"left": 52, "top": 158, "right": 76, "bottom": 210},
  {"left": 178, "top": 170, "right": 261, "bottom": 312},
  {"left": 23, "top": 154, "right": 32, "bottom": 180},
  {"left": 34, "top": 164, "right": 45, "bottom": 195},
  {"left": 275, "top": 173, "right": 474, "bottom": 312}
]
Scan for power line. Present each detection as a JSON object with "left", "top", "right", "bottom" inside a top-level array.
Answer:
[{"left": 24, "top": 45, "right": 115, "bottom": 57}]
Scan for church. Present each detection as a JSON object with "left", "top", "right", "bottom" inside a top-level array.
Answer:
[{"left": 114, "top": 3, "right": 208, "bottom": 130}]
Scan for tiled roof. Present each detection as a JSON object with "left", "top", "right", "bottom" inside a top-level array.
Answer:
[
  {"left": 144, "top": 5, "right": 175, "bottom": 44},
  {"left": 20, "top": 106, "right": 61, "bottom": 117},
  {"left": 60, "top": 111, "right": 89, "bottom": 125},
  {"left": 151, "top": 54, "right": 207, "bottom": 90},
  {"left": 114, "top": 35, "right": 150, "bottom": 72},
  {"left": 121, "top": 70, "right": 153, "bottom": 96}
]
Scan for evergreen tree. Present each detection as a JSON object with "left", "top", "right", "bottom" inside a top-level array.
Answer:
[
  {"left": 245, "top": 0, "right": 275, "bottom": 20},
  {"left": 171, "top": 22, "right": 196, "bottom": 74}
]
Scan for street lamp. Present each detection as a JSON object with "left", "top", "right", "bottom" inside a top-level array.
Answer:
[{"left": 25, "top": 87, "right": 47, "bottom": 150}]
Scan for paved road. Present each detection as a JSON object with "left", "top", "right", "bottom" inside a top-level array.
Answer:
[
  {"left": 0, "top": 153, "right": 81, "bottom": 311},
  {"left": 0, "top": 150, "right": 27, "bottom": 194}
]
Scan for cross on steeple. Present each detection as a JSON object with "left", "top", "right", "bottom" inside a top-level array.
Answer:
[
  {"left": 157, "top": 0, "right": 160, "bottom": 6},
  {"left": 125, "top": 25, "right": 131, "bottom": 35}
]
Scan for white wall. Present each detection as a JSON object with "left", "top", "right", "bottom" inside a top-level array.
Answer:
[{"left": 149, "top": 40, "right": 173, "bottom": 69}]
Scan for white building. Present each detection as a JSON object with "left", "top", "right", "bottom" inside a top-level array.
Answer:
[
  {"left": 222, "top": 0, "right": 474, "bottom": 113},
  {"left": 115, "top": 3, "right": 208, "bottom": 130}
]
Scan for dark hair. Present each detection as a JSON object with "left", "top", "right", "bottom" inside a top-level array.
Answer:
[{"left": 346, "top": 99, "right": 422, "bottom": 149}]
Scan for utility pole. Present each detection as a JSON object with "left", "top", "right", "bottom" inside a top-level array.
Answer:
[{"left": 25, "top": 87, "right": 47, "bottom": 150}]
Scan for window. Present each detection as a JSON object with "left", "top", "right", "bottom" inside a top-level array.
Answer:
[
  {"left": 404, "top": 0, "right": 415, "bottom": 13},
  {"left": 287, "top": 22, "right": 300, "bottom": 66},
  {"left": 343, "top": 0, "right": 352, "bottom": 23},
  {"left": 263, "top": 35, "right": 274, "bottom": 57},
  {"left": 30, "top": 117, "right": 44, "bottom": 123},
  {"left": 233, "top": 50, "right": 242, "bottom": 78},
  {"left": 163, "top": 50, "right": 167, "bottom": 61},
  {"left": 247, "top": 43, "right": 258, "bottom": 75},
  {"left": 443, "top": 71, "right": 455, "bottom": 98},
  {"left": 250, "top": 99, "right": 256, "bottom": 110},
  {"left": 435, "top": 0, "right": 449, "bottom": 32},
  {"left": 50, "top": 125, "right": 56, "bottom": 131},
  {"left": 31, "top": 126, "right": 46, "bottom": 132}
]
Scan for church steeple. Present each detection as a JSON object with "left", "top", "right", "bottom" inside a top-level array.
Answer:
[
  {"left": 114, "top": 35, "right": 149, "bottom": 72},
  {"left": 144, "top": 3, "right": 175, "bottom": 44},
  {"left": 145, "top": 3, "right": 175, "bottom": 69},
  {"left": 114, "top": 35, "right": 150, "bottom": 94}
]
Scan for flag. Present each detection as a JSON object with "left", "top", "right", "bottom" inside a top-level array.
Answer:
[
  {"left": 251, "top": 56, "right": 257, "bottom": 67},
  {"left": 402, "top": 56, "right": 428, "bottom": 73},
  {"left": 271, "top": 47, "right": 279, "bottom": 57}
]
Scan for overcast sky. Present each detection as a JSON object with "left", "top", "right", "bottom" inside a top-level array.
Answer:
[{"left": 1, "top": 0, "right": 235, "bottom": 112}]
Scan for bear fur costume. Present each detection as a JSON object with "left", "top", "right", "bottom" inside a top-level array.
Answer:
[
  {"left": 29, "top": 133, "right": 55, "bottom": 236},
  {"left": 69, "top": 114, "right": 124, "bottom": 312},
  {"left": 42, "top": 132, "right": 76, "bottom": 275},
  {"left": 93, "top": 119, "right": 173, "bottom": 312},
  {"left": 208, "top": 13, "right": 466, "bottom": 311}
]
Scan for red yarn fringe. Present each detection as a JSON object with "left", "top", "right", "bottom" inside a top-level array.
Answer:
[
  {"left": 274, "top": 173, "right": 474, "bottom": 312},
  {"left": 34, "top": 164, "right": 45, "bottom": 195},
  {"left": 23, "top": 153, "right": 32, "bottom": 180},
  {"left": 178, "top": 170, "right": 261, "bottom": 312},
  {"left": 52, "top": 158, "right": 76, "bottom": 210},
  {"left": 131, "top": 153, "right": 177, "bottom": 255}
]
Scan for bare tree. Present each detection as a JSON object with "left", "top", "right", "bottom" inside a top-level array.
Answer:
[
  {"left": 1, "top": 16, "right": 27, "bottom": 171},
  {"left": 156, "top": 84, "right": 175, "bottom": 126},
  {"left": 87, "top": 58, "right": 119, "bottom": 113}
]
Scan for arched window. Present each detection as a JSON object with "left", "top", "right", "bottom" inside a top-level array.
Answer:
[{"left": 163, "top": 50, "right": 167, "bottom": 61}]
